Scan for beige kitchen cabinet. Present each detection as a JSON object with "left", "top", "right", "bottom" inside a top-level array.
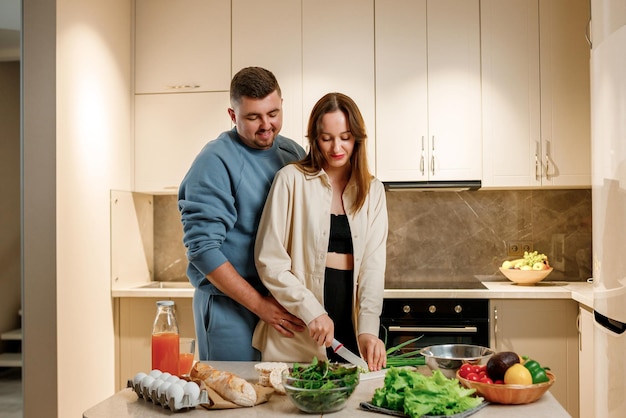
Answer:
[
  {"left": 134, "top": 0, "right": 230, "bottom": 94},
  {"left": 375, "top": 0, "right": 481, "bottom": 182},
  {"left": 490, "top": 299, "right": 579, "bottom": 417},
  {"left": 577, "top": 304, "right": 595, "bottom": 418},
  {"left": 481, "top": 0, "right": 591, "bottom": 188},
  {"left": 133, "top": 92, "right": 231, "bottom": 193},
  {"left": 115, "top": 297, "right": 196, "bottom": 391},
  {"left": 302, "top": 0, "right": 376, "bottom": 162},
  {"left": 231, "top": 0, "right": 304, "bottom": 146}
]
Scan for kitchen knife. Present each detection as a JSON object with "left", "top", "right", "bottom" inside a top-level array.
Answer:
[{"left": 331, "top": 339, "right": 369, "bottom": 371}]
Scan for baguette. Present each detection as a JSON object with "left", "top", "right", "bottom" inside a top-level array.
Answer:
[{"left": 190, "top": 362, "right": 257, "bottom": 407}]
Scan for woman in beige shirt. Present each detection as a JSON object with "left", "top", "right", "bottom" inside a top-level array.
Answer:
[{"left": 253, "top": 92, "right": 388, "bottom": 371}]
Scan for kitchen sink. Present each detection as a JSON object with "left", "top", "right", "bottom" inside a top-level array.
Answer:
[{"left": 136, "top": 281, "right": 193, "bottom": 289}]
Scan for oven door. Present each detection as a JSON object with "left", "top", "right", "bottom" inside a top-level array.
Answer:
[{"left": 380, "top": 299, "right": 490, "bottom": 351}]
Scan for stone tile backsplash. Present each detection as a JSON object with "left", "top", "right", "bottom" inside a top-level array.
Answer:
[{"left": 154, "top": 188, "right": 592, "bottom": 284}]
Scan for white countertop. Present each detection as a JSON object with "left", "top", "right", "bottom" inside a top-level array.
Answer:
[
  {"left": 112, "top": 279, "right": 594, "bottom": 309},
  {"left": 83, "top": 362, "right": 570, "bottom": 418}
]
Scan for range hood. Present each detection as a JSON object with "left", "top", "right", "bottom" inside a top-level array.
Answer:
[{"left": 383, "top": 180, "right": 481, "bottom": 192}]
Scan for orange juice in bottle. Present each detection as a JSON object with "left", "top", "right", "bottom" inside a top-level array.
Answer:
[{"left": 151, "top": 301, "right": 179, "bottom": 375}]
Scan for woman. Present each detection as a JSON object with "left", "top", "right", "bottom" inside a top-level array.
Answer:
[{"left": 252, "top": 92, "right": 388, "bottom": 371}]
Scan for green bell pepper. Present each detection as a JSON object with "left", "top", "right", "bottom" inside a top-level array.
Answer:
[{"left": 523, "top": 359, "right": 550, "bottom": 384}]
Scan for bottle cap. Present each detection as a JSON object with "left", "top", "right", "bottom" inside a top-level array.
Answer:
[{"left": 157, "top": 300, "right": 175, "bottom": 307}]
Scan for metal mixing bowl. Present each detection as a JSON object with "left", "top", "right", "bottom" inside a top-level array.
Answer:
[{"left": 420, "top": 344, "right": 495, "bottom": 379}]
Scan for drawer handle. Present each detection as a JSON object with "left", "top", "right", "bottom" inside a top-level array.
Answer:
[{"left": 168, "top": 84, "right": 201, "bottom": 89}]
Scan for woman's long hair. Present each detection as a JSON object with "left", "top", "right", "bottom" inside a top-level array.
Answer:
[{"left": 296, "top": 92, "right": 372, "bottom": 213}]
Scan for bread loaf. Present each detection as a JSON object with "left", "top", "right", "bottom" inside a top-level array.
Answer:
[{"left": 190, "top": 362, "right": 257, "bottom": 407}]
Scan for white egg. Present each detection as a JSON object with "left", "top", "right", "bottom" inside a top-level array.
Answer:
[
  {"left": 149, "top": 369, "right": 162, "bottom": 379},
  {"left": 158, "top": 371, "right": 172, "bottom": 381},
  {"left": 166, "top": 383, "right": 185, "bottom": 410},
  {"left": 149, "top": 378, "right": 164, "bottom": 400},
  {"left": 157, "top": 381, "right": 172, "bottom": 401},
  {"left": 166, "top": 374, "right": 180, "bottom": 384},
  {"left": 175, "top": 378, "right": 187, "bottom": 386},
  {"left": 132, "top": 372, "right": 147, "bottom": 387},
  {"left": 140, "top": 375, "right": 155, "bottom": 391},
  {"left": 183, "top": 381, "right": 200, "bottom": 402}
]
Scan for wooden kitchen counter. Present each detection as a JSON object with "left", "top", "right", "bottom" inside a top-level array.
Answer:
[{"left": 84, "top": 362, "right": 570, "bottom": 418}]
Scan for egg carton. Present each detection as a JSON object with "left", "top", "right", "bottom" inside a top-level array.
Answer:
[{"left": 128, "top": 369, "right": 209, "bottom": 412}]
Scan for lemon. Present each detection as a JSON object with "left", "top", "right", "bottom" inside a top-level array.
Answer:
[{"left": 504, "top": 363, "right": 533, "bottom": 385}]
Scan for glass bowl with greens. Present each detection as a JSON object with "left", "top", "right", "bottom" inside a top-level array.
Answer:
[{"left": 282, "top": 358, "right": 360, "bottom": 413}]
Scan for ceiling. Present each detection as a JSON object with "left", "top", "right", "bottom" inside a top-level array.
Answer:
[{"left": 0, "top": 0, "right": 20, "bottom": 61}]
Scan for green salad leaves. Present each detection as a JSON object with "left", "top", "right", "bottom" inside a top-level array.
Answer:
[{"left": 371, "top": 368, "right": 483, "bottom": 417}]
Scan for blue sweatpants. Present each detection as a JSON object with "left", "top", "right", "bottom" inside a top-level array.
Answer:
[{"left": 193, "top": 289, "right": 261, "bottom": 361}]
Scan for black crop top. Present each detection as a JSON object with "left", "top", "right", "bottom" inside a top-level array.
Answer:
[{"left": 328, "top": 214, "right": 353, "bottom": 254}]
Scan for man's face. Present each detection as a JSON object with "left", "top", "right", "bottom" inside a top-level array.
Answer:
[{"left": 228, "top": 90, "right": 283, "bottom": 150}]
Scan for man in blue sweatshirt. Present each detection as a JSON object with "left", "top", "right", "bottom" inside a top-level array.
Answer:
[{"left": 179, "top": 67, "right": 306, "bottom": 360}]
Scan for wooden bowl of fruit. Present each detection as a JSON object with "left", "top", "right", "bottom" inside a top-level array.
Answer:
[
  {"left": 500, "top": 251, "right": 552, "bottom": 285},
  {"left": 457, "top": 369, "right": 555, "bottom": 404},
  {"left": 457, "top": 351, "right": 555, "bottom": 404}
]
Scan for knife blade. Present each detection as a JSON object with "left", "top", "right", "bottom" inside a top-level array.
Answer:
[{"left": 331, "top": 339, "right": 369, "bottom": 371}]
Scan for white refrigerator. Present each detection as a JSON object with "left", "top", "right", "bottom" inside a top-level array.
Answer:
[{"left": 590, "top": 4, "right": 626, "bottom": 417}]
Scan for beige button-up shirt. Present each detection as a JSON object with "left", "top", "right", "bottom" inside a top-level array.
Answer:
[{"left": 252, "top": 164, "right": 388, "bottom": 362}]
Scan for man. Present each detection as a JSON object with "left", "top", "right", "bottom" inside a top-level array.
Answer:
[{"left": 179, "top": 67, "right": 306, "bottom": 360}]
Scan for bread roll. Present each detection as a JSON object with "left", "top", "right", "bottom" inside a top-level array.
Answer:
[{"left": 190, "top": 362, "right": 257, "bottom": 407}]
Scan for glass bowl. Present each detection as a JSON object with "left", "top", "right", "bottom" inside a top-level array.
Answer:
[{"left": 281, "top": 364, "right": 359, "bottom": 413}]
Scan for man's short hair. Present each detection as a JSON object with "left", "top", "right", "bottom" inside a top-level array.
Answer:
[{"left": 230, "top": 67, "right": 282, "bottom": 107}]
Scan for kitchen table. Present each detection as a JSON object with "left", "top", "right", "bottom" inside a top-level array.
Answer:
[{"left": 83, "top": 362, "right": 570, "bottom": 418}]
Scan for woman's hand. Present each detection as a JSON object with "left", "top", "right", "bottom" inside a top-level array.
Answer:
[
  {"left": 358, "top": 333, "right": 387, "bottom": 371},
  {"left": 308, "top": 314, "right": 334, "bottom": 347}
]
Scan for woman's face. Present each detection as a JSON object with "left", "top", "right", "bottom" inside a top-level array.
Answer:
[{"left": 316, "top": 110, "right": 355, "bottom": 171}]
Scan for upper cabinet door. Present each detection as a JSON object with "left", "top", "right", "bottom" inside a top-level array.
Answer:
[
  {"left": 231, "top": 0, "right": 304, "bottom": 146},
  {"left": 481, "top": 0, "right": 590, "bottom": 188},
  {"left": 302, "top": 0, "right": 376, "bottom": 164},
  {"left": 134, "top": 92, "right": 231, "bottom": 193},
  {"left": 375, "top": 0, "right": 482, "bottom": 182},
  {"left": 134, "top": 0, "right": 230, "bottom": 94}
]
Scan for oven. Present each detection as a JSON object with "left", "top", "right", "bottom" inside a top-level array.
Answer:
[{"left": 380, "top": 298, "right": 490, "bottom": 352}]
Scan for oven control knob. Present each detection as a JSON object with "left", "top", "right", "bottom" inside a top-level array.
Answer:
[
  {"left": 428, "top": 305, "right": 436, "bottom": 313},
  {"left": 454, "top": 305, "right": 463, "bottom": 313},
  {"left": 402, "top": 305, "right": 411, "bottom": 314}
]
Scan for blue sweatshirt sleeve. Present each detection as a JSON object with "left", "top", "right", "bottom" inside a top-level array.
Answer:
[{"left": 178, "top": 132, "right": 244, "bottom": 288}]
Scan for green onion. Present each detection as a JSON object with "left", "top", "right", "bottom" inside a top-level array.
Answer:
[{"left": 385, "top": 336, "right": 426, "bottom": 367}]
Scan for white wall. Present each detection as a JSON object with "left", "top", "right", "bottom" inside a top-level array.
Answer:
[
  {"left": 56, "top": 0, "right": 132, "bottom": 416},
  {"left": 23, "top": 0, "right": 132, "bottom": 416}
]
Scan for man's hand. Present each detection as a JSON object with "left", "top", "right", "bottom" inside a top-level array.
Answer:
[{"left": 259, "top": 295, "right": 306, "bottom": 337}]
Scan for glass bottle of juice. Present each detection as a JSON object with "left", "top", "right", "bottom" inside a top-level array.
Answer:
[{"left": 151, "top": 300, "right": 180, "bottom": 375}]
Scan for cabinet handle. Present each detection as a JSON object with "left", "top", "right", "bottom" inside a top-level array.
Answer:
[
  {"left": 493, "top": 305, "right": 499, "bottom": 351},
  {"left": 577, "top": 312, "right": 582, "bottom": 352},
  {"left": 431, "top": 136, "right": 435, "bottom": 176},
  {"left": 543, "top": 140, "right": 553, "bottom": 180},
  {"left": 419, "top": 136, "right": 425, "bottom": 175},
  {"left": 168, "top": 84, "right": 201, "bottom": 90},
  {"left": 535, "top": 141, "right": 541, "bottom": 181},
  {"left": 585, "top": 16, "right": 592, "bottom": 49}
]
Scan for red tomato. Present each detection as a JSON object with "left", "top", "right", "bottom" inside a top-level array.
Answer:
[
  {"left": 479, "top": 376, "right": 493, "bottom": 384},
  {"left": 466, "top": 372, "right": 480, "bottom": 381},
  {"left": 459, "top": 364, "right": 473, "bottom": 378},
  {"left": 494, "top": 379, "right": 505, "bottom": 384},
  {"left": 471, "top": 365, "right": 482, "bottom": 374}
]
